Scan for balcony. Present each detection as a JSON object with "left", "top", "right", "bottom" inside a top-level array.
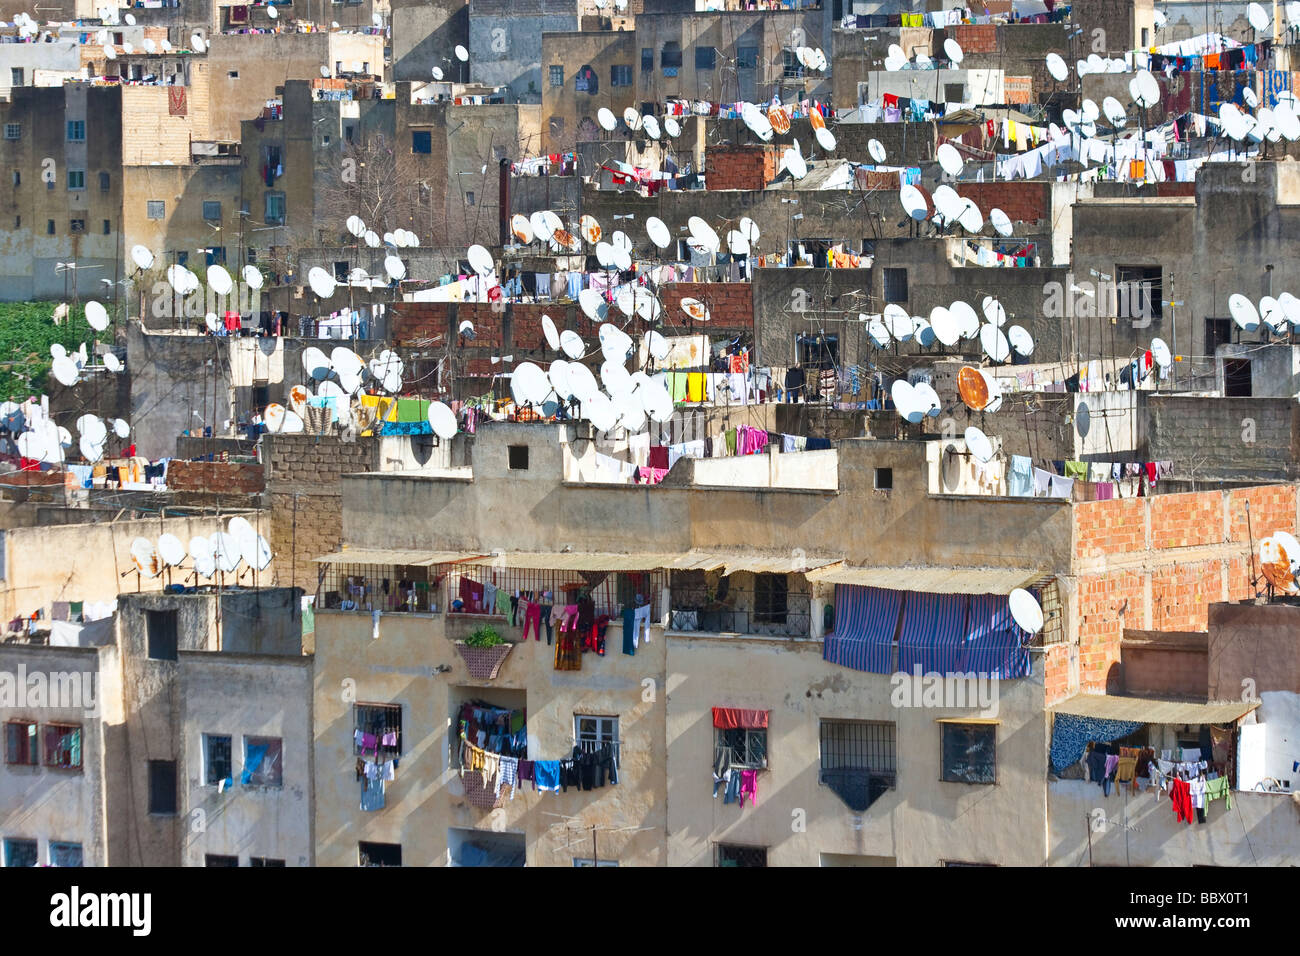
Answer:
[{"left": 668, "top": 576, "right": 813, "bottom": 639}]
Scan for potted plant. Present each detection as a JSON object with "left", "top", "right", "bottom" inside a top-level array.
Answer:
[{"left": 453, "top": 625, "right": 513, "bottom": 680}]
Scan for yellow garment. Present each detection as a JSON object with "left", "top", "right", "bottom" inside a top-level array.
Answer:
[
  {"left": 1114, "top": 756, "right": 1138, "bottom": 783},
  {"left": 686, "top": 372, "right": 706, "bottom": 403},
  {"left": 480, "top": 751, "right": 500, "bottom": 788}
]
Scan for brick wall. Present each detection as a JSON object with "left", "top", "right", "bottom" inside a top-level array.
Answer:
[
  {"left": 166, "top": 460, "right": 265, "bottom": 494},
  {"left": 0, "top": 470, "right": 67, "bottom": 487},
  {"left": 264, "top": 435, "right": 378, "bottom": 489},
  {"left": 270, "top": 490, "right": 343, "bottom": 592},
  {"left": 659, "top": 283, "right": 754, "bottom": 331},
  {"left": 1064, "top": 484, "right": 1300, "bottom": 701},
  {"left": 705, "top": 144, "right": 780, "bottom": 191},
  {"left": 952, "top": 24, "right": 997, "bottom": 53},
  {"left": 955, "top": 182, "right": 1050, "bottom": 224}
]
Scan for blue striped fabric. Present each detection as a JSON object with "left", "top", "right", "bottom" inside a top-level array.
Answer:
[
  {"left": 899, "top": 592, "right": 970, "bottom": 674},
  {"left": 964, "top": 594, "right": 1032, "bottom": 678},
  {"left": 822, "top": 584, "right": 901, "bottom": 674}
]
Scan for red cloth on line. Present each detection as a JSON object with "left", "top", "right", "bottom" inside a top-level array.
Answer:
[
  {"left": 712, "top": 707, "right": 769, "bottom": 730},
  {"left": 1169, "top": 777, "right": 1194, "bottom": 824},
  {"left": 1145, "top": 462, "right": 1158, "bottom": 483},
  {"left": 882, "top": 93, "right": 898, "bottom": 109},
  {"left": 647, "top": 446, "right": 669, "bottom": 470}
]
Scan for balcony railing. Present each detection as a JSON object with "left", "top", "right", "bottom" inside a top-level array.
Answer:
[{"left": 669, "top": 589, "right": 811, "bottom": 638}]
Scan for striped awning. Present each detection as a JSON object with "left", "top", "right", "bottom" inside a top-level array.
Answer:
[
  {"left": 1052, "top": 694, "right": 1261, "bottom": 725},
  {"left": 452, "top": 551, "right": 840, "bottom": 575},
  {"left": 315, "top": 549, "right": 484, "bottom": 566},
  {"left": 807, "top": 565, "right": 1044, "bottom": 595}
]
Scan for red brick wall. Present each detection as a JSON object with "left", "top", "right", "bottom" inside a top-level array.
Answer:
[
  {"left": 705, "top": 144, "right": 779, "bottom": 191},
  {"left": 1150, "top": 492, "right": 1222, "bottom": 549},
  {"left": 1044, "top": 644, "right": 1072, "bottom": 704},
  {"left": 1074, "top": 497, "right": 1145, "bottom": 558},
  {"left": 1076, "top": 568, "right": 1145, "bottom": 693},
  {"left": 167, "top": 460, "right": 265, "bottom": 493},
  {"left": 955, "top": 182, "right": 1049, "bottom": 224},
  {"left": 953, "top": 24, "right": 997, "bottom": 53},
  {"left": 0, "top": 469, "right": 67, "bottom": 487},
  {"left": 659, "top": 283, "right": 754, "bottom": 331}
]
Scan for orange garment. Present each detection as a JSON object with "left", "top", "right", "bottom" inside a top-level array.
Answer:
[
  {"left": 1130, "top": 160, "right": 1145, "bottom": 179},
  {"left": 1204, "top": 53, "right": 1221, "bottom": 68}
]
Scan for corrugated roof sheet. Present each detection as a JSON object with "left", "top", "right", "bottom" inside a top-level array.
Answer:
[
  {"left": 315, "top": 549, "right": 484, "bottom": 567},
  {"left": 451, "top": 551, "right": 841, "bottom": 574},
  {"left": 1052, "top": 694, "right": 1261, "bottom": 725},
  {"left": 806, "top": 565, "right": 1043, "bottom": 595}
]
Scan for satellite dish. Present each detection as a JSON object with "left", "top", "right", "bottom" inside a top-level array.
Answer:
[
  {"left": 583, "top": 393, "right": 619, "bottom": 433},
  {"left": 964, "top": 426, "right": 995, "bottom": 463},
  {"left": 727, "top": 230, "right": 751, "bottom": 256},
  {"left": 1130, "top": 69, "right": 1159, "bottom": 109},
  {"left": 130, "top": 245, "right": 154, "bottom": 270},
  {"left": 980, "top": 323, "right": 1011, "bottom": 363},
  {"left": 76, "top": 414, "right": 106, "bottom": 443},
  {"left": 130, "top": 537, "right": 162, "bottom": 578},
  {"left": 644, "top": 330, "right": 670, "bottom": 362},
  {"left": 900, "top": 184, "right": 929, "bottom": 221},
  {"left": 510, "top": 214, "right": 534, "bottom": 245},
  {"left": 455, "top": 44, "right": 469, "bottom": 62},
  {"left": 646, "top": 216, "right": 671, "bottom": 249},
  {"left": 989, "top": 207, "right": 1013, "bottom": 237},
  {"left": 1008, "top": 588, "right": 1043, "bottom": 633},
  {"left": 957, "top": 366, "right": 990, "bottom": 410},
  {"left": 983, "top": 298, "right": 1007, "bottom": 326},
  {"left": 511, "top": 362, "right": 551, "bottom": 406},
  {"left": 643, "top": 115, "right": 661, "bottom": 140},
  {"left": 84, "top": 300, "right": 109, "bottom": 332},
  {"left": 891, "top": 380, "right": 919, "bottom": 422},
  {"left": 432, "top": 66, "right": 444, "bottom": 80},
  {"left": 1279, "top": 292, "right": 1300, "bottom": 329},
  {"left": 1229, "top": 293, "right": 1261, "bottom": 331},
  {"left": 205, "top": 313, "right": 219, "bottom": 333},
  {"left": 610, "top": 230, "right": 633, "bottom": 254},
  {"left": 1081, "top": 98, "right": 1100, "bottom": 123},
  {"left": 51, "top": 355, "right": 79, "bottom": 387},
  {"left": 346, "top": 215, "right": 365, "bottom": 237},
  {"left": 191, "top": 33, "right": 206, "bottom": 53},
  {"left": 363, "top": 230, "right": 381, "bottom": 248},
  {"left": 1008, "top": 325, "right": 1034, "bottom": 357},
  {"left": 929, "top": 306, "right": 958, "bottom": 346},
  {"left": 212, "top": 532, "right": 241, "bottom": 573},
  {"left": 868, "top": 138, "right": 887, "bottom": 163},
  {"left": 160, "top": 38, "right": 172, "bottom": 51},
  {"left": 560, "top": 329, "right": 586, "bottom": 360},
  {"left": 243, "top": 265, "right": 263, "bottom": 289},
  {"left": 680, "top": 297, "right": 710, "bottom": 322},
  {"left": 815, "top": 126, "right": 836, "bottom": 152},
  {"left": 958, "top": 199, "right": 983, "bottom": 233},
  {"left": 467, "top": 244, "right": 494, "bottom": 276},
  {"left": 207, "top": 265, "right": 233, "bottom": 296},
  {"left": 267, "top": 4, "right": 278, "bottom": 17},
  {"left": 428, "top": 401, "right": 457, "bottom": 439},
  {"left": 1102, "top": 96, "right": 1127, "bottom": 126},
  {"left": 541, "top": 314, "right": 561, "bottom": 350},
  {"left": 601, "top": 360, "right": 632, "bottom": 397},
  {"left": 1248, "top": 1, "right": 1270, "bottom": 30},
  {"left": 103, "top": 44, "right": 116, "bottom": 59},
  {"left": 307, "top": 267, "right": 336, "bottom": 298},
  {"left": 866, "top": 316, "right": 890, "bottom": 348},
  {"left": 642, "top": 379, "right": 674, "bottom": 423},
  {"left": 782, "top": 146, "right": 807, "bottom": 180},
  {"left": 263, "top": 403, "right": 287, "bottom": 433},
  {"left": 578, "top": 288, "right": 607, "bottom": 322},
  {"left": 1150, "top": 337, "right": 1172, "bottom": 368},
  {"left": 688, "top": 216, "right": 720, "bottom": 253},
  {"left": 321, "top": 65, "right": 332, "bottom": 79},
  {"left": 1046, "top": 52, "right": 1068, "bottom": 82},
  {"left": 913, "top": 382, "right": 941, "bottom": 418},
  {"left": 158, "top": 534, "right": 186, "bottom": 567},
  {"left": 384, "top": 255, "right": 407, "bottom": 281},
  {"left": 302, "top": 346, "right": 331, "bottom": 379},
  {"left": 1243, "top": 87, "right": 1260, "bottom": 110},
  {"left": 931, "top": 185, "right": 964, "bottom": 223},
  {"left": 104, "top": 353, "right": 122, "bottom": 373},
  {"left": 883, "top": 304, "right": 914, "bottom": 342},
  {"left": 936, "top": 143, "right": 964, "bottom": 177},
  {"left": 664, "top": 116, "right": 681, "bottom": 137},
  {"left": 944, "top": 38, "right": 964, "bottom": 63},
  {"left": 549, "top": 361, "right": 575, "bottom": 399},
  {"left": 567, "top": 363, "right": 599, "bottom": 403},
  {"left": 950, "top": 301, "right": 980, "bottom": 339}
]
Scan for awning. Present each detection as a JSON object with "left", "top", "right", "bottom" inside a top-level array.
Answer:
[
  {"left": 668, "top": 551, "right": 841, "bottom": 575},
  {"left": 1052, "top": 694, "right": 1261, "bottom": 725},
  {"left": 453, "top": 551, "right": 840, "bottom": 575},
  {"left": 315, "top": 548, "right": 485, "bottom": 567},
  {"left": 713, "top": 707, "right": 769, "bottom": 730},
  {"left": 807, "top": 565, "right": 1045, "bottom": 595}
]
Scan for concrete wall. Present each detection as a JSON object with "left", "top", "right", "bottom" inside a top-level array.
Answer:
[
  {"left": 1215, "top": 343, "right": 1300, "bottom": 398},
  {"left": 393, "top": 0, "right": 467, "bottom": 82},
  {"left": 180, "top": 651, "right": 313, "bottom": 865},
  {"left": 1117, "top": 630, "right": 1208, "bottom": 699},
  {"left": 539, "top": 31, "right": 637, "bottom": 152},
  {"left": 1148, "top": 396, "right": 1300, "bottom": 483},
  {"left": 468, "top": 0, "right": 579, "bottom": 101}
]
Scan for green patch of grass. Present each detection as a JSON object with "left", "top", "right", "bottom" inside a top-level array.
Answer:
[{"left": 0, "top": 301, "right": 104, "bottom": 400}]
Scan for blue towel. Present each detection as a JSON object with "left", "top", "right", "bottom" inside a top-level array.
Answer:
[
  {"left": 533, "top": 760, "right": 561, "bottom": 792},
  {"left": 1008, "top": 455, "right": 1033, "bottom": 497}
]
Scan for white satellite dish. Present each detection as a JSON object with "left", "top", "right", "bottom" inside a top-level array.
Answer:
[
  {"left": 583, "top": 393, "right": 619, "bottom": 433},
  {"left": 1130, "top": 69, "right": 1159, "bottom": 109},
  {"left": 1007, "top": 588, "right": 1043, "bottom": 633},
  {"left": 428, "top": 402, "right": 457, "bottom": 439},
  {"left": 51, "top": 355, "right": 79, "bottom": 387},
  {"left": 541, "top": 314, "right": 561, "bottom": 350},
  {"left": 597, "top": 107, "right": 617, "bottom": 131},
  {"left": 363, "top": 230, "right": 381, "bottom": 248},
  {"left": 130, "top": 538, "right": 161, "bottom": 578},
  {"left": 191, "top": 33, "right": 206, "bottom": 53},
  {"left": 944, "top": 38, "right": 964, "bottom": 64},
  {"left": 646, "top": 216, "right": 671, "bottom": 249},
  {"left": 243, "top": 265, "right": 263, "bottom": 290},
  {"left": 511, "top": 362, "right": 551, "bottom": 406},
  {"left": 467, "top": 244, "right": 494, "bottom": 276},
  {"left": 205, "top": 313, "right": 219, "bottom": 333},
  {"left": 384, "top": 255, "right": 406, "bottom": 281},
  {"left": 158, "top": 534, "right": 186, "bottom": 567},
  {"left": 929, "top": 306, "right": 958, "bottom": 346},
  {"left": 964, "top": 426, "right": 995, "bottom": 463},
  {"left": 212, "top": 532, "right": 241, "bottom": 573},
  {"left": 1046, "top": 52, "right": 1068, "bottom": 82},
  {"left": 560, "top": 329, "right": 586, "bottom": 360},
  {"left": 267, "top": 4, "right": 278, "bottom": 17},
  {"left": 104, "top": 353, "right": 122, "bottom": 373},
  {"left": 900, "top": 184, "right": 929, "bottom": 221},
  {"left": 1243, "top": 87, "right": 1260, "bottom": 110},
  {"left": 1261, "top": 295, "right": 1287, "bottom": 333},
  {"left": 455, "top": 44, "right": 469, "bottom": 62},
  {"left": 866, "top": 316, "right": 890, "bottom": 348},
  {"left": 950, "top": 301, "right": 980, "bottom": 339},
  {"left": 207, "top": 265, "right": 233, "bottom": 296},
  {"left": 958, "top": 199, "right": 983, "bottom": 233},
  {"left": 1150, "top": 337, "right": 1172, "bottom": 368},
  {"left": 302, "top": 346, "right": 331, "bottom": 379},
  {"left": 937, "top": 143, "right": 964, "bottom": 177},
  {"left": 891, "top": 380, "right": 919, "bottom": 422},
  {"left": 1103, "top": 96, "right": 1127, "bottom": 126},
  {"left": 914, "top": 382, "right": 941, "bottom": 417},
  {"left": 1248, "top": 1, "right": 1270, "bottom": 30},
  {"left": 688, "top": 216, "right": 720, "bottom": 253},
  {"left": 113, "top": 418, "right": 129, "bottom": 438},
  {"left": 307, "top": 267, "right": 336, "bottom": 298},
  {"left": 84, "top": 300, "right": 109, "bottom": 332},
  {"left": 680, "top": 297, "right": 710, "bottom": 322},
  {"left": 103, "top": 44, "right": 116, "bottom": 59},
  {"left": 989, "top": 207, "right": 1013, "bottom": 238},
  {"left": 883, "top": 304, "right": 914, "bottom": 342},
  {"left": 644, "top": 330, "right": 670, "bottom": 362},
  {"left": 643, "top": 115, "right": 661, "bottom": 140},
  {"left": 578, "top": 288, "right": 607, "bottom": 322},
  {"left": 868, "top": 138, "right": 887, "bottom": 163},
  {"left": 432, "top": 66, "right": 444, "bottom": 80},
  {"left": 130, "top": 245, "right": 154, "bottom": 270},
  {"left": 783, "top": 146, "right": 807, "bottom": 180},
  {"left": 664, "top": 116, "right": 681, "bottom": 138},
  {"left": 346, "top": 215, "right": 365, "bottom": 237},
  {"left": 980, "top": 324, "right": 1010, "bottom": 363},
  {"left": 1008, "top": 325, "right": 1034, "bottom": 357},
  {"left": 983, "top": 298, "right": 1007, "bottom": 326},
  {"left": 815, "top": 126, "right": 836, "bottom": 152},
  {"left": 1229, "top": 293, "right": 1261, "bottom": 331}
]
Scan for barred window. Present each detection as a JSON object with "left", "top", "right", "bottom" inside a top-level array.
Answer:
[
  {"left": 43, "top": 723, "right": 82, "bottom": 770},
  {"left": 716, "top": 727, "right": 766, "bottom": 769},
  {"left": 716, "top": 844, "right": 766, "bottom": 867},
  {"left": 203, "top": 733, "right": 232, "bottom": 785},
  {"left": 941, "top": 722, "right": 997, "bottom": 784},
  {"left": 819, "top": 720, "right": 895, "bottom": 811},
  {"left": 754, "top": 573, "right": 788, "bottom": 624},
  {"left": 575, "top": 714, "right": 619, "bottom": 767},
  {"left": 355, "top": 702, "right": 402, "bottom": 760}
]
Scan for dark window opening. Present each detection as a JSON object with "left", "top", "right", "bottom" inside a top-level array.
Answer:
[
  {"left": 819, "top": 719, "right": 896, "bottom": 811},
  {"left": 148, "top": 759, "right": 177, "bottom": 814},
  {"left": 4, "top": 720, "right": 36, "bottom": 765},
  {"left": 1116, "top": 265, "right": 1162, "bottom": 320},
  {"left": 1206, "top": 317, "right": 1233, "bottom": 355},
  {"left": 1224, "top": 359, "right": 1252, "bottom": 397},
  {"left": 641, "top": 48, "right": 653, "bottom": 72},
  {"left": 736, "top": 46, "right": 758, "bottom": 69},
  {"left": 661, "top": 41, "right": 682, "bottom": 71},
  {"left": 43, "top": 724, "right": 82, "bottom": 770},
  {"left": 716, "top": 727, "right": 767, "bottom": 769},
  {"left": 508, "top": 445, "right": 529, "bottom": 470},
  {"left": 411, "top": 130, "right": 431, "bottom": 154},
  {"left": 355, "top": 703, "right": 403, "bottom": 765},
  {"left": 333, "top": 261, "right": 349, "bottom": 283},
  {"left": 4, "top": 839, "right": 38, "bottom": 867},
  {"left": 716, "top": 844, "right": 766, "bottom": 867},
  {"left": 797, "top": 333, "right": 838, "bottom": 370},
  {"left": 250, "top": 857, "right": 286, "bottom": 866},
  {"left": 359, "top": 841, "right": 402, "bottom": 867},
  {"left": 575, "top": 64, "right": 598, "bottom": 94},
  {"left": 883, "top": 267, "right": 908, "bottom": 304},
  {"left": 611, "top": 64, "right": 632, "bottom": 87},
  {"left": 754, "top": 573, "right": 788, "bottom": 624},
  {"left": 204, "top": 734, "right": 232, "bottom": 785},
  {"left": 941, "top": 723, "right": 997, "bottom": 784},
  {"left": 874, "top": 467, "right": 893, "bottom": 490},
  {"left": 146, "top": 609, "right": 178, "bottom": 661},
  {"left": 205, "top": 854, "right": 239, "bottom": 866},
  {"left": 695, "top": 46, "right": 716, "bottom": 70}
]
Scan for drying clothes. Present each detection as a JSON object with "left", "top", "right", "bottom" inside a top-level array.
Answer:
[
  {"left": 533, "top": 760, "right": 561, "bottom": 792},
  {"left": 360, "top": 775, "right": 385, "bottom": 812},
  {"left": 1048, "top": 475, "right": 1074, "bottom": 499},
  {"left": 495, "top": 589, "right": 512, "bottom": 617},
  {"left": 1033, "top": 467, "right": 1053, "bottom": 496},
  {"left": 483, "top": 582, "right": 498, "bottom": 613},
  {"left": 738, "top": 769, "right": 758, "bottom": 807},
  {"left": 1204, "top": 776, "right": 1231, "bottom": 813},
  {"left": 1113, "top": 756, "right": 1137, "bottom": 783},
  {"left": 496, "top": 756, "right": 519, "bottom": 798},
  {"left": 554, "top": 627, "right": 582, "bottom": 671},
  {"left": 1169, "top": 778, "right": 1194, "bottom": 824},
  {"left": 522, "top": 601, "right": 543, "bottom": 641},
  {"left": 712, "top": 748, "right": 731, "bottom": 798},
  {"left": 722, "top": 768, "right": 742, "bottom": 804},
  {"left": 1064, "top": 460, "right": 1088, "bottom": 480},
  {"left": 1008, "top": 455, "right": 1033, "bottom": 497},
  {"left": 539, "top": 604, "right": 553, "bottom": 644}
]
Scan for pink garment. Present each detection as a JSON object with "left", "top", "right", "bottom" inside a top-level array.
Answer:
[
  {"left": 560, "top": 605, "right": 579, "bottom": 631},
  {"left": 1104, "top": 754, "right": 1119, "bottom": 778},
  {"left": 637, "top": 466, "right": 668, "bottom": 485},
  {"left": 522, "top": 601, "right": 543, "bottom": 640},
  {"left": 739, "top": 425, "right": 769, "bottom": 455},
  {"left": 738, "top": 769, "right": 758, "bottom": 807}
]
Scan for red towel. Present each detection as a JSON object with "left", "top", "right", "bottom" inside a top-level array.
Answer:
[{"left": 1169, "top": 778, "right": 1193, "bottom": 824}]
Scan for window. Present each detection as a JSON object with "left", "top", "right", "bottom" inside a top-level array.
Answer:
[
  {"left": 9, "top": 69, "right": 21, "bottom": 87},
  {"left": 1116, "top": 265, "right": 1162, "bottom": 319},
  {"left": 46, "top": 219, "right": 54, "bottom": 235},
  {"left": 661, "top": 41, "right": 682, "bottom": 71},
  {"left": 716, "top": 844, "right": 766, "bottom": 867},
  {"left": 1224, "top": 359, "right": 1252, "bottom": 397},
  {"left": 355, "top": 703, "right": 402, "bottom": 760},
  {"left": 4, "top": 720, "right": 36, "bottom": 765},
  {"left": 944, "top": 83, "right": 965, "bottom": 103},
  {"left": 874, "top": 467, "right": 893, "bottom": 490},
  {"left": 146, "top": 199, "right": 165, "bottom": 220},
  {"left": 611, "top": 64, "right": 632, "bottom": 87},
  {"left": 1141, "top": 27, "right": 1149, "bottom": 46},
  {"left": 358, "top": 841, "right": 402, "bottom": 867},
  {"left": 573, "top": 858, "right": 619, "bottom": 866},
  {"left": 10, "top": 171, "right": 17, "bottom": 187},
  {"left": 70, "top": 219, "right": 85, "bottom": 233},
  {"left": 940, "top": 722, "right": 997, "bottom": 784},
  {"left": 247, "top": 247, "right": 257, "bottom": 263},
  {"left": 4, "top": 123, "right": 19, "bottom": 139},
  {"left": 3, "top": 838, "right": 37, "bottom": 867},
  {"left": 819, "top": 720, "right": 896, "bottom": 811},
  {"left": 66, "top": 120, "right": 85, "bottom": 142},
  {"left": 146, "top": 609, "right": 178, "bottom": 660},
  {"left": 716, "top": 727, "right": 767, "bottom": 769},
  {"left": 148, "top": 759, "right": 177, "bottom": 814},
  {"left": 264, "top": 192, "right": 285, "bottom": 224},
  {"left": 796, "top": 333, "right": 838, "bottom": 370},
  {"left": 1206, "top": 317, "right": 1232, "bottom": 355},
  {"left": 205, "top": 854, "right": 239, "bottom": 867},
  {"left": 465, "top": 190, "right": 475, "bottom": 206},
  {"left": 783, "top": 49, "right": 802, "bottom": 78},
  {"left": 13, "top": 216, "right": 18, "bottom": 228},
  {"left": 202, "top": 200, "right": 221, "bottom": 221},
  {"left": 333, "top": 261, "right": 349, "bottom": 283},
  {"left": 883, "top": 267, "right": 908, "bottom": 303},
  {"left": 49, "top": 842, "right": 82, "bottom": 867},
  {"left": 227, "top": 71, "right": 239, "bottom": 79},
  {"left": 574, "top": 64, "right": 598, "bottom": 94},
  {"left": 548, "top": 115, "right": 564, "bottom": 139},
  {"left": 176, "top": 251, "right": 188, "bottom": 266},
  {"left": 411, "top": 129, "right": 431, "bottom": 154},
  {"left": 754, "top": 573, "right": 788, "bottom": 625},
  {"left": 549, "top": 65, "right": 564, "bottom": 87},
  {"left": 102, "top": 220, "right": 110, "bottom": 235},
  {"left": 98, "top": 171, "right": 110, "bottom": 192},
  {"left": 203, "top": 734, "right": 232, "bottom": 786},
  {"left": 250, "top": 857, "right": 286, "bottom": 866},
  {"left": 736, "top": 46, "right": 758, "bottom": 69},
  {"left": 508, "top": 444, "right": 529, "bottom": 470},
  {"left": 641, "top": 47, "right": 653, "bottom": 71},
  {"left": 204, "top": 247, "right": 226, "bottom": 266},
  {"left": 43, "top": 724, "right": 82, "bottom": 770},
  {"left": 695, "top": 46, "right": 716, "bottom": 70},
  {"left": 575, "top": 715, "right": 619, "bottom": 767},
  {"left": 243, "top": 736, "right": 283, "bottom": 788}
]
